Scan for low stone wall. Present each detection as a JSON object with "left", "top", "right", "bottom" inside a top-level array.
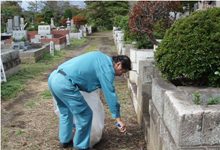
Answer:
[
  {"left": 70, "top": 32, "right": 83, "bottom": 39},
  {"left": 128, "top": 48, "right": 154, "bottom": 126},
  {"left": 1, "top": 50, "right": 21, "bottom": 77},
  {"left": 150, "top": 73, "right": 220, "bottom": 149},
  {"left": 19, "top": 44, "right": 49, "bottom": 63}
]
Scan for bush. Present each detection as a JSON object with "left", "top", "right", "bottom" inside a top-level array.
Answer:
[
  {"left": 113, "top": 15, "right": 153, "bottom": 49},
  {"left": 155, "top": 8, "right": 220, "bottom": 87},
  {"left": 132, "top": 33, "right": 153, "bottom": 49}
]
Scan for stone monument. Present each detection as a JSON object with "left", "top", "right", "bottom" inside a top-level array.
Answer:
[
  {"left": 50, "top": 18, "right": 56, "bottom": 29},
  {"left": 66, "top": 34, "right": 70, "bottom": 46},
  {"left": 50, "top": 41, "right": 55, "bottom": 56},
  {"left": 66, "top": 18, "right": 71, "bottom": 31}
]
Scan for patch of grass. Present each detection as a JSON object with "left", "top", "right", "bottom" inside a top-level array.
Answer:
[
  {"left": 85, "top": 44, "right": 98, "bottom": 52},
  {"left": 40, "top": 90, "right": 52, "bottom": 99},
  {"left": 24, "top": 100, "right": 38, "bottom": 108},
  {"left": 70, "top": 38, "right": 87, "bottom": 48},
  {"left": 1, "top": 51, "right": 65, "bottom": 100},
  {"left": 15, "top": 129, "right": 25, "bottom": 136},
  {"left": 192, "top": 92, "right": 220, "bottom": 105},
  {"left": 207, "top": 97, "right": 220, "bottom": 105},
  {"left": 192, "top": 92, "right": 201, "bottom": 105}
]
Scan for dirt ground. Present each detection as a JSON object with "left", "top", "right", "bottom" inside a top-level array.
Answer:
[{"left": 1, "top": 31, "right": 147, "bottom": 150}]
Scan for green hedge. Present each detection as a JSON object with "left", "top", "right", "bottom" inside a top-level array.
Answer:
[{"left": 155, "top": 8, "right": 220, "bottom": 87}]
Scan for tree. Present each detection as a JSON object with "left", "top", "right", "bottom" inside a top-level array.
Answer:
[
  {"left": 42, "top": 1, "right": 61, "bottom": 26},
  {"left": 85, "top": 1, "right": 129, "bottom": 30},
  {"left": 43, "top": 10, "right": 54, "bottom": 24},
  {"left": 129, "top": 1, "right": 181, "bottom": 45},
  {"left": 27, "top": 1, "right": 44, "bottom": 23},
  {"left": 1, "top": 1, "right": 22, "bottom": 32},
  {"left": 64, "top": 8, "right": 73, "bottom": 19},
  {"left": 73, "top": 16, "right": 87, "bottom": 29}
]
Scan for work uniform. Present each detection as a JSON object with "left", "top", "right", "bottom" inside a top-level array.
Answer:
[{"left": 48, "top": 51, "right": 120, "bottom": 149}]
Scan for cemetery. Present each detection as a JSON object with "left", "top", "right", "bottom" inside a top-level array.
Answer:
[
  {"left": 1, "top": 14, "right": 92, "bottom": 80},
  {"left": 1, "top": 1, "right": 220, "bottom": 150}
]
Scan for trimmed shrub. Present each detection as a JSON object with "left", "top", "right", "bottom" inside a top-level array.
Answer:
[{"left": 155, "top": 8, "right": 220, "bottom": 87}]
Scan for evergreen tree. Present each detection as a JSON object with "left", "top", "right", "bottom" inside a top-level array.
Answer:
[{"left": 85, "top": 1, "right": 129, "bottom": 31}]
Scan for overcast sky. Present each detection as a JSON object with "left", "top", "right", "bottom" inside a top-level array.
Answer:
[{"left": 20, "top": 0, "right": 86, "bottom": 10}]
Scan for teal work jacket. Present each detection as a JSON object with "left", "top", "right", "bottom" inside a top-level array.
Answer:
[{"left": 58, "top": 51, "right": 120, "bottom": 118}]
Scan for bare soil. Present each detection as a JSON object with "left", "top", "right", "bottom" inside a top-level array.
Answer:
[{"left": 1, "top": 31, "right": 147, "bottom": 150}]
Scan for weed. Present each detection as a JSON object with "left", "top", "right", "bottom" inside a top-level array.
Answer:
[
  {"left": 40, "top": 90, "right": 52, "bottom": 99},
  {"left": 192, "top": 92, "right": 201, "bottom": 105},
  {"left": 24, "top": 100, "right": 37, "bottom": 108},
  {"left": 85, "top": 44, "right": 98, "bottom": 52},
  {"left": 15, "top": 129, "right": 25, "bottom": 136},
  {"left": 207, "top": 97, "right": 220, "bottom": 105},
  {"left": 70, "top": 38, "right": 87, "bottom": 48}
]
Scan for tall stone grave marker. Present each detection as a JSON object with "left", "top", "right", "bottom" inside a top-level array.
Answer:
[
  {"left": 50, "top": 41, "right": 55, "bottom": 56},
  {"left": 7, "top": 19, "right": 13, "bottom": 33},
  {"left": 66, "top": 18, "right": 71, "bottom": 31},
  {"left": 13, "top": 16, "right": 20, "bottom": 30},
  {"left": 66, "top": 34, "right": 70, "bottom": 46},
  {"left": 50, "top": 18, "right": 56, "bottom": 29},
  {"left": 0, "top": 58, "right": 6, "bottom": 82},
  {"left": 20, "top": 17, "right": 24, "bottom": 30}
]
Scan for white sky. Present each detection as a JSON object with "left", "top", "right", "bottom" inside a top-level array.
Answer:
[{"left": 20, "top": 0, "right": 86, "bottom": 10}]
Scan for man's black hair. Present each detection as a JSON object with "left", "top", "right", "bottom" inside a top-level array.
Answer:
[{"left": 112, "top": 55, "right": 132, "bottom": 71}]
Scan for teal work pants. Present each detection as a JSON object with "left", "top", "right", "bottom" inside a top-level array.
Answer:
[{"left": 48, "top": 70, "right": 92, "bottom": 149}]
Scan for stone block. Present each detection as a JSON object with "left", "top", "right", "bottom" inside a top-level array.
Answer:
[
  {"left": 207, "top": 146, "right": 220, "bottom": 150},
  {"left": 142, "top": 85, "right": 151, "bottom": 116},
  {"left": 10, "top": 50, "right": 20, "bottom": 59},
  {"left": 152, "top": 76, "right": 176, "bottom": 116},
  {"left": 203, "top": 107, "right": 220, "bottom": 145},
  {"left": 160, "top": 119, "right": 177, "bottom": 150},
  {"left": 164, "top": 91, "right": 204, "bottom": 146},
  {"left": 136, "top": 49, "right": 154, "bottom": 60},
  {"left": 137, "top": 59, "right": 154, "bottom": 83},
  {"left": 1, "top": 51, "right": 12, "bottom": 63},
  {"left": 179, "top": 147, "right": 206, "bottom": 150},
  {"left": 129, "top": 71, "right": 138, "bottom": 84},
  {"left": 149, "top": 101, "right": 162, "bottom": 150},
  {"left": 130, "top": 48, "right": 136, "bottom": 63},
  {"left": 132, "top": 62, "right": 137, "bottom": 71}
]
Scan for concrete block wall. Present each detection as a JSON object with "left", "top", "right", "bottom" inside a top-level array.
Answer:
[
  {"left": 1, "top": 50, "right": 21, "bottom": 77},
  {"left": 149, "top": 74, "right": 220, "bottom": 150},
  {"left": 128, "top": 48, "right": 154, "bottom": 125},
  {"left": 19, "top": 44, "right": 49, "bottom": 63}
]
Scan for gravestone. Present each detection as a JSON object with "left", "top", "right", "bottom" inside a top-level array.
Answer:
[
  {"left": 0, "top": 58, "right": 6, "bottom": 82},
  {"left": 13, "top": 16, "right": 20, "bottom": 30},
  {"left": 71, "top": 19, "right": 74, "bottom": 27},
  {"left": 38, "top": 25, "right": 51, "bottom": 36},
  {"left": 66, "top": 34, "right": 70, "bottom": 46},
  {"left": 7, "top": 19, "right": 13, "bottom": 33},
  {"left": 50, "top": 41, "right": 55, "bottom": 56},
  {"left": 20, "top": 17, "right": 24, "bottom": 30},
  {"left": 66, "top": 18, "right": 71, "bottom": 31},
  {"left": 12, "top": 30, "right": 27, "bottom": 41},
  {"left": 50, "top": 18, "right": 56, "bottom": 29}
]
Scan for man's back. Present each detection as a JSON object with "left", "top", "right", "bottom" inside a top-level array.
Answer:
[{"left": 58, "top": 51, "right": 114, "bottom": 92}]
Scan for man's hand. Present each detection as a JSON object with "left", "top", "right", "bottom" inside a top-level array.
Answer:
[{"left": 115, "top": 118, "right": 127, "bottom": 133}]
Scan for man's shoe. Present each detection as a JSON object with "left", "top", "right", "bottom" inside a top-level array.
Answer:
[{"left": 60, "top": 140, "right": 73, "bottom": 148}]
